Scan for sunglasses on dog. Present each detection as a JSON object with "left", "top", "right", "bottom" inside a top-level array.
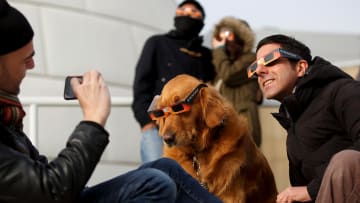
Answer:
[
  {"left": 147, "top": 83, "right": 207, "bottom": 120},
  {"left": 247, "top": 48, "right": 302, "bottom": 78}
]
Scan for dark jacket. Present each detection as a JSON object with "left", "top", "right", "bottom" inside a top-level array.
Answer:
[
  {"left": 212, "top": 17, "right": 262, "bottom": 146},
  {"left": 272, "top": 57, "right": 360, "bottom": 201},
  {"left": 132, "top": 31, "right": 215, "bottom": 127},
  {"left": 0, "top": 121, "right": 109, "bottom": 203}
]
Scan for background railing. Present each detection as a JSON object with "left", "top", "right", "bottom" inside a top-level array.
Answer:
[
  {"left": 20, "top": 96, "right": 133, "bottom": 146},
  {"left": 19, "top": 95, "right": 282, "bottom": 148}
]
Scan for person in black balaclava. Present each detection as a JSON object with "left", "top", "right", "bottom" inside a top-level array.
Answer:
[
  {"left": 131, "top": 0, "right": 215, "bottom": 163},
  {"left": 173, "top": 0, "right": 204, "bottom": 38}
]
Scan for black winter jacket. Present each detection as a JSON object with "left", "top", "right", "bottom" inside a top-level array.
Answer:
[
  {"left": 131, "top": 31, "right": 215, "bottom": 127},
  {"left": 0, "top": 121, "right": 109, "bottom": 203},
  {"left": 272, "top": 57, "right": 360, "bottom": 202}
]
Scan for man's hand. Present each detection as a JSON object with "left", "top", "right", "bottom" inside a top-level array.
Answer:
[
  {"left": 212, "top": 37, "right": 226, "bottom": 49},
  {"left": 276, "top": 186, "right": 312, "bottom": 203},
  {"left": 141, "top": 122, "right": 156, "bottom": 132},
  {"left": 71, "top": 70, "right": 111, "bottom": 127}
]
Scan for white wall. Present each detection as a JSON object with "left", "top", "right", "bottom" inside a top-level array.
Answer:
[{"left": 10, "top": 0, "right": 177, "bottom": 185}]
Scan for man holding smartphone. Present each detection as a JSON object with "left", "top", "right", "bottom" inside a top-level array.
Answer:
[{"left": 0, "top": 1, "right": 223, "bottom": 202}]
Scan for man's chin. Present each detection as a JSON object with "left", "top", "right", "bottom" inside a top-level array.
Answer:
[
  {"left": 11, "top": 87, "right": 21, "bottom": 96},
  {"left": 264, "top": 92, "right": 274, "bottom": 100}
]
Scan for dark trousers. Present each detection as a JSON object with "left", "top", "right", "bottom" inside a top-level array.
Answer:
[
  {"left": 79, "top": 158, "right": 222, "bottom": 203},
  {"left": 316, "top": 150, "right": 360, "bottom": 203}
]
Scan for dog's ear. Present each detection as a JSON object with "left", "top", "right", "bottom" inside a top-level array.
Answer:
[{"left": 199, "top": 86, "right": 226, "bottom": 128}]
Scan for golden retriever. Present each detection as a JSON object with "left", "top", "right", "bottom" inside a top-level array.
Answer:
[{"left": 150, "top": 74, "right": 277, "bottom": 203}]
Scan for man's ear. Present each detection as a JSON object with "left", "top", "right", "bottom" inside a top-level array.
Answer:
[{"left": 297, "top": 59, "right": 309, "bottom": 77}]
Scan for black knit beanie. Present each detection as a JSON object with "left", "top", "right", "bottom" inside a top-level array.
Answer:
[
  {"left": 0, "top": 0, "right": 34, "bottom": 55},
  {"left": 178, "top": 0, "right": 205, "bottom": 19}
]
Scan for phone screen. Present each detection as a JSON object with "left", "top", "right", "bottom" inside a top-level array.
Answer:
[{"left": 64, "top": 76, "right": 83, "bottom": 100}]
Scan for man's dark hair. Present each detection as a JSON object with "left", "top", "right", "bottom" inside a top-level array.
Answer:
[{"left": 256, "top": 34, "right": 312, "bottom": 64}]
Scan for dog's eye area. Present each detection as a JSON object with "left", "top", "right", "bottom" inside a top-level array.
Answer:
[
  {"left": 148, "top": 103, "right": 191, "bottom": 120},
  {"left": 152, "top": 109, "right": 166, "bottom": 117},
  {"left": 170, "top": 103, "right": 191, "bottom": 114},
  {"left": 173, "top": 95, "right": 181, "bottom": 104},
  {"left": 171, "top": 103, "right": 186, "bottom": 112}
]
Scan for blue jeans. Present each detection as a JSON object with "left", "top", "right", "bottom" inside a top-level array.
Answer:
[
  {"left": 141, "top": 127, "right": 163, "bottom": 163},
  {"left": 78, "top": 158, "right": 222, "bottom": 203},
  {"left": 140, "top": 158, "right": 223, "bottom": 203}
]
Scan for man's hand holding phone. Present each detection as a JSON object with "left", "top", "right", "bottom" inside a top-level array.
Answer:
[{"left": 64, "top": 71, "right": 111, "bottom": 127}]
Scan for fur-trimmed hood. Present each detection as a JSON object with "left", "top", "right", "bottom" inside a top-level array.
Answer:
[{"left": 213, "top": 16, "right": 255, "bottom": 53}]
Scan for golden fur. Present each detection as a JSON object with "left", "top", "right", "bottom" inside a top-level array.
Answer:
[{"left": 156, "top": 74, "right": 277, "bottom": 203}]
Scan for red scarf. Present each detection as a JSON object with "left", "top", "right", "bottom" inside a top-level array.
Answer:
[{"left": 0, "top": 90, "right": 25, "bottom": 130}]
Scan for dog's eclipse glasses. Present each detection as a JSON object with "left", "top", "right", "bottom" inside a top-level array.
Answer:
[
  {"left": 147, "top": 83, "right": 207, "bottom": 120},
  {"left": 247, "top": 48, "right": 302, "bottom": 79}
]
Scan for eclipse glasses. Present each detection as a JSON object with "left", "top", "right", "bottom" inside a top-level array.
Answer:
[
  {"left": 247, "top": 48, "right": 302, "bottom": 78},
  {"left": 147, "top": 83, "right": 207, "bottom": 120}
]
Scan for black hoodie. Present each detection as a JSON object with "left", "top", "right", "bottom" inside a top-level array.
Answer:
[{"left": 272, "top": 57, "right": 360, "bottom": 201}]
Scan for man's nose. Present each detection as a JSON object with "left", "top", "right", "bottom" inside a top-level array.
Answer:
[
  {"left": 27, "top": 58, "right": 35, "bottom": 70},
  {"left": 255, "top": 64, "right": 267, "bottom": 77}
]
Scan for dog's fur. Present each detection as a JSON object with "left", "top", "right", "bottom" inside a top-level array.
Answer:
[{"left": 156, "top": 74, "right": 277, "bottom": 203}]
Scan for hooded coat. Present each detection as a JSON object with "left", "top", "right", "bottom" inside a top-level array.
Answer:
[
  {"left": 272, "top": 57, "right": 360, "bottom": 201},
  {"left": 212, "top": 17, "right": 262, "bottom": 146}
]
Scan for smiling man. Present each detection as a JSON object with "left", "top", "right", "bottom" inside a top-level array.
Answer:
[{"left": 248, "top": 34, "right": 360, "bottom": 203}]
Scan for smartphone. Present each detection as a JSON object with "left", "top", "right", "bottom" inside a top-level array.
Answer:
[{"left": 64, "top": 76, "right": 83, "bottom": 100}]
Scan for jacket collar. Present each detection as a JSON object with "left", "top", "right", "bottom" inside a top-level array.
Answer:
[{"left": 272, "top": 57, "right": 352, "bottom": 129}]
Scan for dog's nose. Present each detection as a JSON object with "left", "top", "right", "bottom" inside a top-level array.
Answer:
[{"left": 163, "top": 132, "right": 176, "bottom": 147}]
